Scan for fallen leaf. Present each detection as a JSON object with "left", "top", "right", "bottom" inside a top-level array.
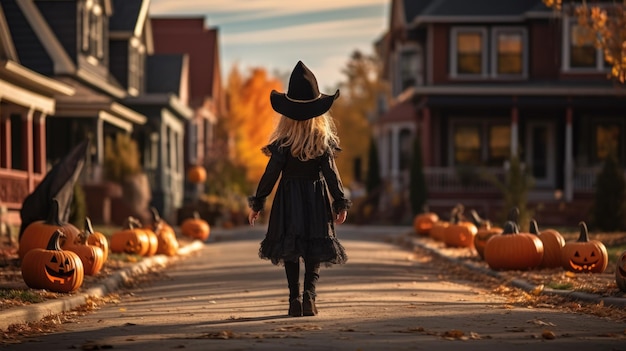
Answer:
[{"left": 542, "top": 330, "right": 556, "bottom": 339}]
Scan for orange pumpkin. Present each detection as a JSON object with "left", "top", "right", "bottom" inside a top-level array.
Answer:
[
  {"left": 484, "top": 221, "right": 544, "bottom": 271},
  {"left": 473, "top": 222, "right": 502, "bottom": 260},
  {"left": 67, "top": 228, "right": 105, "bottom": 276},
  {"left": 443, "top": 220, "right": 477, "bottom": 248},
  {"left": 21, "top": 230, "right": 84, "bottom": 293},
  {"left": 19, "top": 199, "right": 80, "bottom": 259},
  {"left": 187, "top": 165, "right": 207, "bottom": 184},
  {"left": 442, "top": 205, "right": 476, "bottom": 248},
  {"left": 83, "top": 217, "right": 109, "bottom": 263},
  {"left": 529, "top": 219, "right": 565, "bottom": 268},
  {"left": 181, "top": 211, "right": 211, "bottom": 241},
  {"left": 615, "top": 250, "right": 626, "bottom": 292},
  {"left": 145, "top": 208, "right": 179, "bottom": 256},
  {"left": 413, "top": 211, "right": 439, "bottom": 236},
  {"left": 561, "top": 222, "right": 608, "bottom": 273},
  {"left": 110, "top": 217, "right": 151, "bottom": 256}
]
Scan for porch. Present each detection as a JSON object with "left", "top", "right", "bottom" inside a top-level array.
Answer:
[{"left": 392, "top": 167, "right": 602, "bottom": 226}]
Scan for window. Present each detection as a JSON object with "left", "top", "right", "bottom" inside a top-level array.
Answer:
[
  {"left": 129, "top": 38, "right": 145, "bottom": 95},
  {"left": 79, "top": 0, "right": 105, "bottom": 62},
  {"left": 451, "top": 26, "right": 527, "bottom": 79},
  {"left": 397, "top": 46, "right": 422, "bottom": 93},
  {"left": 452, "top": 120, "right": 511, "bottom": 166},
  {"left": 563, "top": 18, "right": 609, "bottom": 72},
  {"left": 492, "top": 27, "right": 526, "bottom": 77},
  {"left": 451, "top": 28, "right": 487, "bottom": 77}
]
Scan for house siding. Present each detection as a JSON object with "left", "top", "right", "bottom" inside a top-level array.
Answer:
[
  {"left": 35, "top": 1, "right": 78, "bottom": 64},
  {"left": 2, "top": 0, "right": 54, "bottom": 76},
  {"left": 109, "top": 40, "right": 129, "bottom": 90}
]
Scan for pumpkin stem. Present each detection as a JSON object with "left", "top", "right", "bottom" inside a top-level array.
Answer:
[
  {"left": 507, "top": 207, "right": 520, "bottom": 223},
  {"left": 577, "top": 221, "right": 590, "bottom": 242},
  {"left": 193, "top": 211, "right": 200, "bottom": 220},
  {"left": 468, "top": 209, "right": 482, "bottom": 227},
  {"left": 46, "top": 230, "right": 64, "bottom": 251},
  {"left": 46, "top": 199, "right": 64, "bottom": 226},
  {"left": 84, "top": 217, "right": 94, "bottom": 235},
  {"left": 502, "top": 221, "right": 519, "bottom": 235},
  {"left": 529, "top": 219, "right": 539, "bottom": 235},
  {"left": 150, "top": 207, "right": 161, "bottom": 223}
]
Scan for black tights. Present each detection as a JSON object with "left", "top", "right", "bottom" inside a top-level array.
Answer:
[{"left": 284, "top": 260, "right": 320, "bottom": 300}]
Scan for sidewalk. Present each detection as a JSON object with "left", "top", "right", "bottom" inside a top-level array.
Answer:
[{"left": 0, "top": 239, "right": 205, "bottom": 331}]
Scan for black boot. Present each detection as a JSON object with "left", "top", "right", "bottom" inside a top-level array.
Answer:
[
  {"left": 285, "top": 261, "right": 302, "bottom": 317},
  {"left": 303, "top": 261, "right": 320, "bottom": 316},
  {"left": 288, "top": 296, "right": 303, "bottom": 317},
  {"left": 302, "top": 290, "right": 317, "bottom": 316}
]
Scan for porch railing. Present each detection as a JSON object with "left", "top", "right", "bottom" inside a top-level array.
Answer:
[
  {"left": 416, "top": 167, "right": 617, "bottom": 193},
  {"left": 422, "top": 167, "right": 505, "bottom": 193}
]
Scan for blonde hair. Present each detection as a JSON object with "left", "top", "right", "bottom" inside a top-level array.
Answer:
[{"left": 270, "top": 113, "right": 340, "bottom": 161}]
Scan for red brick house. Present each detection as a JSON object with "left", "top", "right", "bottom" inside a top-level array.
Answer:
[{"left": 376, "top": 0, "right": 626, "bottom": 226}]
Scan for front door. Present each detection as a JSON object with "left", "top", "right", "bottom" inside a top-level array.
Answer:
[{"left": 525, "top": 121, "right": 555, "bottom": 188}]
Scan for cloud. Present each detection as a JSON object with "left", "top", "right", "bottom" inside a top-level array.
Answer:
[
  {"left": 151, "top": 0, "right": 389, "bottom": 23},
  {"left": 222, "top": 17, "right": 385, "bottom": 45}
]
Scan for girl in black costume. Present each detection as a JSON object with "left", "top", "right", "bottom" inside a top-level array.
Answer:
[{"left": 248, "top": 61, "right": 351, "bottom": 317}]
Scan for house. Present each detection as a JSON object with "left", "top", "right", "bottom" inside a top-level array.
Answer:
[
  {"left": 376, "top": 0, "right": 626, "bottom": 226},
  {"left": 2, "top": 0, "right": 154, "bottom": 227},
  {"left": 108, "top": 0, "right": 193, "bottom": 223},
  {"left": 0, "top": 3, "right": 75, "bottom": 227},
  {"left": 150, "top": 17, "right": 226, "bottom": 209}
]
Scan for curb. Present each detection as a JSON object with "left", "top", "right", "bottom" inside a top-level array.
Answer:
[
  {"left": 408, "top": 236, "right": 626, "bottom": 308},
  {"left": 0, "top": 239, "right": 205, "bottom": 332}
]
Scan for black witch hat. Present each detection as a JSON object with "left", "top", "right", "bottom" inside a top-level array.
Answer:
[
  {"left": 19, "top": 139, "right": 89, "bottom": 238},
  {"left": 270, "top": 61, "right": 339, "bottom": 121}
]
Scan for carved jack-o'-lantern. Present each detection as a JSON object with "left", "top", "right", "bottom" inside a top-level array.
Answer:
[
  {"left": 413, "top": 211, "right": 439, "bottom": 236},
  {"left": 21, "top": 230, "right": 85, "bottom": 293},
  {"left": 615, "top": 250, "right": 626, "bottom": 292},
  {"left": 561, "top": 222, "right": 608, "bottom": 274},
  {"left": 110, "top": 217, "right": 151, "bottom": 256}
]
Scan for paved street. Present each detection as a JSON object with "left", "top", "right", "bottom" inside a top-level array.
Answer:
[{"left": 4, "top": 225, "right": 625, "bottom": 350}]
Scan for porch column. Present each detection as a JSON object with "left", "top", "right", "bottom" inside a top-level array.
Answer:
[
  {"left": 391, "top": 125, "right": 400, "bottom": 190},
  {"left": 0, "top": 101, "right": 8, "bottom": 168},
  {"left": 421, "top": 107, "right": 431, "bottom": 167},
  {"left": 33, "top": 111, "right": 47, "bottom": 174},
  {"left": 564, "top": 108, "right": 574, "bottom": 202},
  {"left": 23, "top": 108, "right": 34, "bottom": 191},
  {"left": 510, "top": 106, "right": 519, "bottom": 156}
]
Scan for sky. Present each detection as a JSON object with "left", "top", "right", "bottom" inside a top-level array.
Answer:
[{"left": 149, "top": 0, "right": 391, "bottom": 91}]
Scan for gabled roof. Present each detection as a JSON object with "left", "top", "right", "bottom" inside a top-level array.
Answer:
[
  {"left": 150, "top": 17, "right": 220, "bottom": 109},
  {"left": 109, "top": 0, "right": 153, "bottom": 53},
  {"left": 406, "top": 0, "right": 551, "bottom": 25},
  {"left": 0, "top": 3, "right": 74, "bottom": 113}
]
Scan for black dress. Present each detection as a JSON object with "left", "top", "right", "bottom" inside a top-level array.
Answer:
[{"left": 248, "top": 142, "right": 351, "bottom": 266}]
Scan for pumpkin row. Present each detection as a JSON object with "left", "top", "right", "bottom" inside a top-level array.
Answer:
[
  {"left": 18, "top": 203, "right": 210, "bottom": 293},
  {"left": 413, "top": 205, "right": 615, "bottom": 275}
]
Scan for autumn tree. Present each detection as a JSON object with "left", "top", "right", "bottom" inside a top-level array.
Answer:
[
  {"left": 225, "top": 65, "right": 282, "bottom": 184},
  {"left": 544, "top": 0, "right": 626, "bottom": 83},
  {"left": 331, "top": 51, "right": 389, "bottom": 187}
]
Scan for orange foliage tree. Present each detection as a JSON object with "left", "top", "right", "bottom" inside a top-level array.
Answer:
[
  {"left": 544, "top": 0, "right": 626, "bottom": 83},
  {"left": 226, "top": 66, "right": 283, "bottom": 184}
]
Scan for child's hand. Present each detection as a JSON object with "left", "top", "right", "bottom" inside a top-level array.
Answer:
[
  {"left": 248, "top": 210, "right": 260, "bottom": 226},
  {"left": 335, "top": 210, "right": 347, "bottom": 224}
]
